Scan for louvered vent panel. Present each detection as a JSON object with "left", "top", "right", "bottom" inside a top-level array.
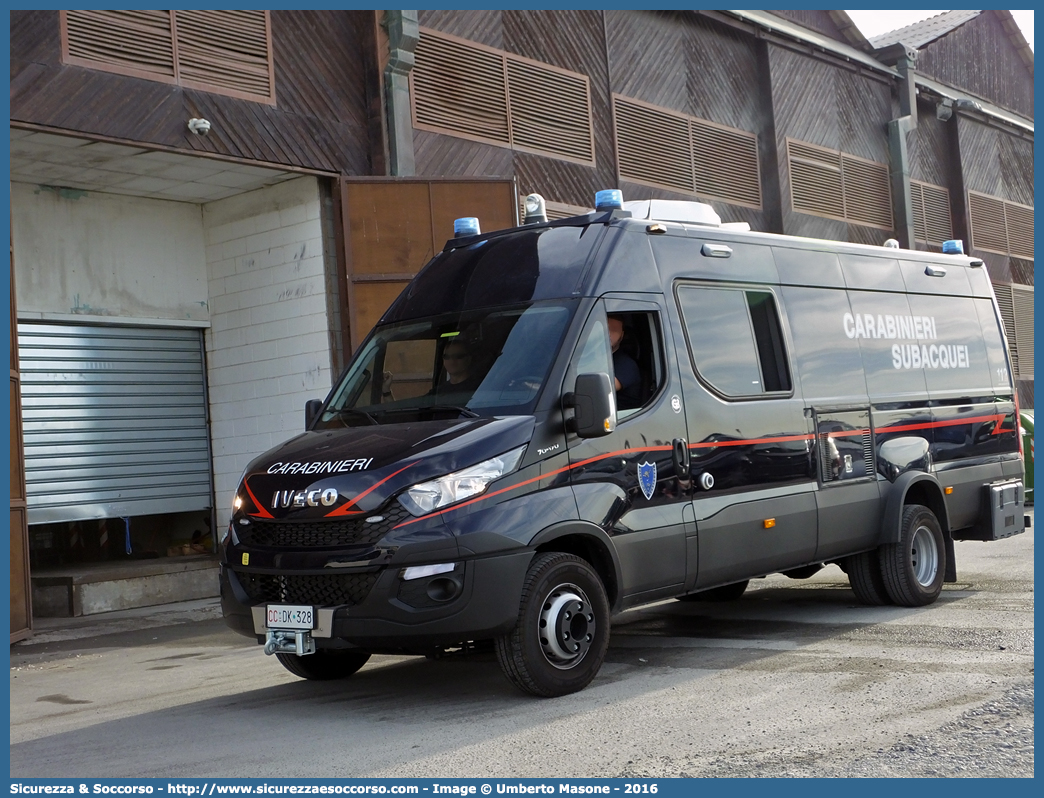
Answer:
[
  {"left": 1012, "top": 285, "right": 1034, "bottom": 379},
  {"left": 818, "top": 433, "right": 835, "bottom": 483},
  {"left": 508, "top": 60, "right": 593, "bottom": 163},
  {"left": 841, "top": 156, "right": 893, "bottom": 229},
  {"left": 993, "top": 282, "right": 1019, "bottom": 377},
  {"left": 911, "top": 182, "right": 928, "bottom": 242},
  {"left": 65, "top": 10, "right": 175, "bottom": 77},
  {"left": 545, "top": 201, "right": 590, "bottom": 220},
  {"left": 969, "top": 192, "right": 1009, "bottom": 254},
  {"left": 789, "top": 141, "right": 841, "bottom": 169},
  {"left": 516, "top": 199, "right": 590, "bottom": 221},
  {"left": 1004, "top": 202, "right": 1034, "bottom": 260},
  {"left": 788, "top": 140, "right": 843, "bottom": 219},
  {"left": 791, "top": 161, "right": 844, "bottom": 217},
  {"left": 175, "top": 11, "right": 272, "bottom": 100},
  {"left": 918, "top": 181, "right": 953, "bottom": 244},
  {"left": 614, "top": 98, "right": 693, "bottom": 194},
  {"left": 413, "top": 32, "right": 509, "bottom": 143},
  {"left": 692, "top": 121, "right": 761, "bottom": 208},
  {"left": 862, "top": 431, "right": 874, "bottom": 472}
]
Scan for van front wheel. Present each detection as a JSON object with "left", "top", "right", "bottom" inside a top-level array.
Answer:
[
  {"left": 495, "top": 552, "right": 610, "bottom": 697},
  {"left": 880, "top": 504, "right": 945, "bottom": 607}
]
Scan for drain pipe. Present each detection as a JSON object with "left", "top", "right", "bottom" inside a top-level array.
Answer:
[
  {"left": 879, "top": 43, "right": 919, "bottom": 249},
  {"left": 383, "top": 11, "right": 419, "bottom": 176}
]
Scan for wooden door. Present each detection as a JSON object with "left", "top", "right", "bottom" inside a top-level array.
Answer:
[
  {"left": 10, "top": 222, "right": 32, "bottom": 643},
  {"left": 339, "top": 178, "right": 517, "bottom": 352}
]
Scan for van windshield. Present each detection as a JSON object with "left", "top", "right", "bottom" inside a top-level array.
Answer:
[{"left": 317, "top": 300, "right": 576, "bottom": 427}]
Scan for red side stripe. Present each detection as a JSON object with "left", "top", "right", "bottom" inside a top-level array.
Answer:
[
  {"left": 690, "top": 433, "right": 811, "bottom": 449},
  {"left": 393, "top": 446, "right": 672, "bottom": 529},
  {"left": 243, "top": 479, "right": 274, "bottom": 519},
  {"left": 388, "top": 411, "right": 1015, "bottom": 529},
  {"left": 325, "top": 462, "right": 418, "bottom": 517}
]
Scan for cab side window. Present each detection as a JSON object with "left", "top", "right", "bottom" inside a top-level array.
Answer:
[
  {"left": 571, "top": 305, "right": 666, "bottom": 417},
  {"left": 575, "top": 316, "right": 612, "bottom": 376},
  {"left": 677, "top": 285, "right": 791, "bottom": 397},
  {"left": 608, "top": 311, "right": 665, "bottom": 415}
]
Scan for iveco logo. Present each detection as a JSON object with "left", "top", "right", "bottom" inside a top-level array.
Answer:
[{"left": 272, "top": 488, "right": 339, "bottom": 509}]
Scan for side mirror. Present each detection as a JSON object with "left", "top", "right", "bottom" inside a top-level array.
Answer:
[
  {"left": 305, "top": 399, "right": 323, "bottom": 429},
  {"left": 565, "top": 373, "right": 616, "bottom": 438}
]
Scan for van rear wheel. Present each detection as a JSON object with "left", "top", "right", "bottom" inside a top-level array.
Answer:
[
  {"left": 880, "top": 504, "right": 945, "bottom": 607},
  {"left": 275, "top": 650, "right": 371, "bottom": 680},
  {"left": 844, "top": 549, "right": 892, "bottom": 605},
  {"left": 495, "top": 552, "right": 610, "bottom": 697}
]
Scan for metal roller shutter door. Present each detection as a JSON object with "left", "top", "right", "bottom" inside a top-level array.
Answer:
[{"left": 17, "top": 322, "right": 213, "bottom": 525}]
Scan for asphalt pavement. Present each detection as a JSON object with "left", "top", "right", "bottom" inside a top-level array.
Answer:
[{"left": 10, "top": 512, "right": 1034, "bottom": 778}]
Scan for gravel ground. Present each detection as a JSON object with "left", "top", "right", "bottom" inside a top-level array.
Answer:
[{"left": 618, "top": 680, "right": 1033, "bottom": 778}]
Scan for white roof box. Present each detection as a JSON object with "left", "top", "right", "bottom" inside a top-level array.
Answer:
[
  {"left": 622, "top": 199, "right": 751, "bottom": 231},
  {"left": 623, "top": 199, "right": 720, "bottom": 226}
]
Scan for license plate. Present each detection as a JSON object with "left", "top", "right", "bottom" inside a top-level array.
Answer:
[{"left": 266, "top": 604, "right": 314, "bottom": 630}]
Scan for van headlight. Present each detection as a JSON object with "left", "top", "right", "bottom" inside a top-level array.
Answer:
[{"left": 397, "top": 445, "right": 526, "bottom": 516}]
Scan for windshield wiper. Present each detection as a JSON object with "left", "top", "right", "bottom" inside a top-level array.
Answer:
[
  {"left": 331, "top": 407, "right": 380, "bottom": 426},
  {"left": 429, "top": 404, "right": 480, "bottom": 418}
]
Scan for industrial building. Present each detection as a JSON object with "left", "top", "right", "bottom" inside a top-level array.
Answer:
[{"left": 8, "top": 10, "right": 1033, "bottom": 639}]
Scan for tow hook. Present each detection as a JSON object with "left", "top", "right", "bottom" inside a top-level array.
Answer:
[{"left": 264, "top": 630, "right": 316, "bottom": 656}]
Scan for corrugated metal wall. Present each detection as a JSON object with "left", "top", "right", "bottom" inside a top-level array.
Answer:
[{"left": 17, "top": 323, "right": 212, "bottom": 525}]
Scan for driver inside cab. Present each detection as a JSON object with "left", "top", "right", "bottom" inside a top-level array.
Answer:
[{"left": 438, "top": 338, "right": 484, "bottom": 394}]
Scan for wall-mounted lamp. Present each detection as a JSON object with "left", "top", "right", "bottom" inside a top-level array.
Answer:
[{"left": 188, "top": 118, "right": 212, "bottom": 136}]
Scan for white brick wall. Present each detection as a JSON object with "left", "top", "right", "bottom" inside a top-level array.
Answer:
[{"left": 203, "top": 177, "right": 334, "bottom": 514}]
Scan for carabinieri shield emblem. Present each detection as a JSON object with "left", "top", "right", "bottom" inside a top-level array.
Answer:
[{"left": 637, "top": 461, "right": 657, "bottom": 500}]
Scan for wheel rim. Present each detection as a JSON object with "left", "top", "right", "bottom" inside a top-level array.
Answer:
[
  {"left": 910, "top": 524, "right": 939, "bottom": 587},
  {"left": 538, "top": 583, "right": 595, "bottom": 670}
]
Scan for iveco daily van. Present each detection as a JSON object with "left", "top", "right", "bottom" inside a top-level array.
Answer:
[{"left": 221, "top": 191, "right": 1026, "bottom": 696}]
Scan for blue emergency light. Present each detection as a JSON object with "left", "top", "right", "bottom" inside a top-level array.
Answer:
[
  {"left": 942, "top": 239, "right": 964, "bottom": 254},
  {"left": 454, "top": 217, "right": 481, "bottom": 237},
  {"left": 594, "top": 189, "right": 623, "bottom": 210}
]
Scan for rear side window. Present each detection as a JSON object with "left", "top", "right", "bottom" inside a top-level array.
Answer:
[{"left": 677, "top": 285, "right": 791, "bottom": 397}]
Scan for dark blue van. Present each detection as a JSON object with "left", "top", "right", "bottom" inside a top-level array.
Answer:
[{"left": 221, "top": 193, "right": 1026, "bottom": 696}]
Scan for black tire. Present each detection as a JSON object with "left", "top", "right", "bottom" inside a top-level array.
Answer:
[
  {"left": 275, "top": 650, "right": 371, "bottom": 680},
  {"left": 495, "top": 552, "right": 610, "bottom": 697},
  {"left": 880, "top": 504, "right": 946, "bottom": 607},
  {"left": 676, "top": 579, "right": 749, "bottom": 602},
  {"left": 843, "top": 549, "right": 892, "bottom": 605}
]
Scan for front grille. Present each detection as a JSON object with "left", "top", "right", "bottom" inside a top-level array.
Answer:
[
  {"left": 236, "top": 571, "right": 380, "bottom": 607},
  {"left": 238, "top": 503, "right": 411, "bottom": 548}
]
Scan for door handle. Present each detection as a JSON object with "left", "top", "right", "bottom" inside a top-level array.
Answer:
[{"left": 672, "top": 437, "right": 690, "bottom": 480}]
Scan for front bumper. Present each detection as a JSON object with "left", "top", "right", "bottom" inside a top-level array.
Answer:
[{"left": 221, "top": 549, "right": 534, "bottom": 653}]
